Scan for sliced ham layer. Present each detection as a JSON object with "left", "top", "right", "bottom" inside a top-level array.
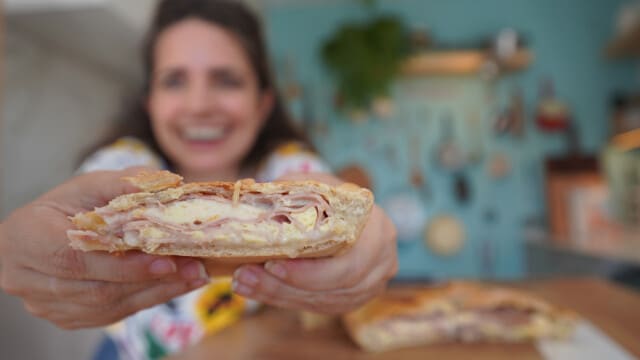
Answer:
[
  {"left": 88, "top": 190, "right": 333, "bottom": 249},
  {"left": 372, "top": 308, "right": 538, "bottom": 343}
]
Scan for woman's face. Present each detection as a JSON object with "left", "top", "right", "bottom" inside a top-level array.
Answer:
[{"left": 148, "top": 18, "right": 273, "bottom": 179}]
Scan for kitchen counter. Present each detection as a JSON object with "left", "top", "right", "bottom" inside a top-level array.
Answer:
[
  {"left": 527, "top": 234, "right": 640, "bottom": 266},
  {"left": 171, "top": 278, "right": 640, "bottom": 360}
]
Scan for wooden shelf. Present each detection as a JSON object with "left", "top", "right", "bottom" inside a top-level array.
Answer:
[
  {"left": 400, "top": 49, "right": 532, "bottom": 76},
  {"left": 606, "top": 23, "right": 640, "bottom": 58},
  {"left": 612, "top": 128, "right": 640, "bottom": 150}
]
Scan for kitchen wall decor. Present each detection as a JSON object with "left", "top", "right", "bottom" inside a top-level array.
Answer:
[{"left": 424, "top": 214, "right": 466, "bottom": 257}]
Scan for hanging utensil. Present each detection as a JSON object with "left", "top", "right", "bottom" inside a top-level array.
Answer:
[
  {"left": 465, "top": 108, "right": 484, "bottom": 165},
  {"left": 409, "top": 106, "right": 424, "bottom": 191},
  {"left": 408, "top": 105, "right": 431, "bottom": 201},
  {"left": 435, "top": 112, "right": 465, "bottom": 171},
  {"left": 410, "top": 134, "right": 431, "bottom": 201},
  {"left": 434, "top": 111, "right": 472, "bottom": 205},
  {"left": 384, "top": 192, "right": 426, "bottom": 244},
  {"left": 410, "top": 135, "right": 424, "bottom": 188},
  {"left": 511, "top": 86, "right": 525, "bottom": 137},
  {"left": 536, "top": 77, "right": 570, "bottom": 132},
  {"left": 494, "top": 86, "right": 524, "bottom": 137},
  {"left": 487, "top": 152, "right": 512, "bottom": 179},
  {"left": 453, "top": 173, "right": 472, "bottom": 204},
  {"left": 480, "top": 208, "right": 498, "bottom": 278}
]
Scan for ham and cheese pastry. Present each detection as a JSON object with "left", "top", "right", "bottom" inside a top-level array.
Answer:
[
  {"left": 67, "top": 171, "right": 373, "bottom": 264},
  {"left": 343, "top": 281, "right": 577, "bottom": 352}
]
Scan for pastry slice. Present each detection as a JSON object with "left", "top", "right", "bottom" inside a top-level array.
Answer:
[
  {"left": 67, "top": 170, "right": 373, "bottom": 264},
  {"left": 343, "top": 281, "right": 577, "bottom": 352}
]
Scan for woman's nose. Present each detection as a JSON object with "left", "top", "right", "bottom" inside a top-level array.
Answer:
[{"left": 186, "top": 83, "right": 211, "bottom": 116}]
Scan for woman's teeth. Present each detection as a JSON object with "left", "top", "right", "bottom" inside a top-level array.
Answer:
[{"left": 183, "top": 126, "right": 226, "bottom": 141}]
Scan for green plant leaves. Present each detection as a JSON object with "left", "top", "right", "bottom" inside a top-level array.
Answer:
[{"left": 321, "top": 15, "right": 408, "bottom": 110}]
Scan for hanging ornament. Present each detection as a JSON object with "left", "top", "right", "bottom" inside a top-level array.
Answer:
[
  {"left": 424, "top": 214, "right": 465, "bottom": 256},
  {"left": 383, "top": 193, "right": 426, "bottom": 243},
  {"left": 371, "top": 96, "right": 395, "bottom": 119},
  {"left": 487, "top": 152, "right": 512, "bottom": 179}
]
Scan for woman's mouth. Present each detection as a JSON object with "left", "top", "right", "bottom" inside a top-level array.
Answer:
[{"left": 181, "top": 125, "right": 230, "bottom": 147}]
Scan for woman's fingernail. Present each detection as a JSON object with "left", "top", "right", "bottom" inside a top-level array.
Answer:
[
  {"left": 264, "top": 261, "right": 287, "bottom": 279},
  {"left": 234, "top": 268, "right": 259, "bottom": 286},
  {"left": 232, "top": 279, "right": 253, "bottom": 296},
  {"left": 188, "top": 278, "right": 210, "bottom": 289},
  {"left": 149, "top": 259, "right": 177, "bottom": 275},
  {"left": 180, "top": 261, "right": 208, "bottom": 281}
]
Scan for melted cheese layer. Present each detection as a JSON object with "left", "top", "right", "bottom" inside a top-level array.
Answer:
[
  {"left": 145, "top": 198, "right": 267, "bottom": 224},
  {"left": 290, "top": 207, "right": 317, "bottom": 229}
]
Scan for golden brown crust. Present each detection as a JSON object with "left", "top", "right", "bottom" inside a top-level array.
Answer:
[
  {"left": 123, "top": 170, "right": 183, "bottom": 192},
  {"left": 344, "top": 281, "right": 573, "bottom": 324},
  {"left": 71, "top": 236, "right": 352, "bottom": 260},
  {"left": 68, "top": 170, "right": 374, "bottom": 261},
  {"left": 343, "top": 283, "right": 459, "bottom": 331},
  {"left": 201, "top": 241, "right": 351, "bottom": 276},
  {"left": 97, "top": 176, "right": 372, "bottom": 213},
  {"left": 461, "top": 285, "right": 552, "bottom": 312},
  {"left": 70, "top": 211, "right": 106, "bottom": 233},
  {"left": 71, "top": 174, "right": 373, "bottom": 235},
  {"left": 342, "top": 281, "right": 578, "bottom": 352}
]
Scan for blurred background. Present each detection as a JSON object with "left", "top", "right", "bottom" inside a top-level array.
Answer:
[{"left": 3, "top": 0, "right": 640, "bottom": 358}]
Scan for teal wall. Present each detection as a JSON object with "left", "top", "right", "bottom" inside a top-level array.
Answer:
[{"left": 265, "top": 0, "right": 637, "bottom": 279}]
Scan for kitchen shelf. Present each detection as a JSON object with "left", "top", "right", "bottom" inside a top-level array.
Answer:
[
  {"left": 400, "top": 48, "right": 532, "bottom": 76},
  {"left": 606, "top": 23, "right": 640, "bottom": 58}
]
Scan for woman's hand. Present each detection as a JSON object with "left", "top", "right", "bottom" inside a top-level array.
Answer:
[
  {"left": 231, "top": 172, "right": 398, "bottom": 314},
  {"left": 0, "top": 169, "right": 209, "bottom": 329}
]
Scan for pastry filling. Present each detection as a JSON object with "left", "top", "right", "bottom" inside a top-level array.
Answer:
[
  {"left": 368, "top": 308, "right": 553, "bottom": 345},
  {"left": 69, "top": 190, "right": 334, "bottom": 251}
]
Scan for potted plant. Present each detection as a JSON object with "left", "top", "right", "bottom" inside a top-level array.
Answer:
[{"left": 321, "top": 13, "right": 408, "bottom": 118}]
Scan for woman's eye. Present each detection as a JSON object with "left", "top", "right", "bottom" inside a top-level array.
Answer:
[
  {"left": 160, "top": 73, "right": 185, "bottom": 89},
  {"left": 213, "top": 72, "right": 244, "bottom": 89}
]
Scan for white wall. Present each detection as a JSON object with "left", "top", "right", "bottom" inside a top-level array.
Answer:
[
  {"left": 0, "top": 293, "right": 105, "bottom": 360},
  {"left": 1, "top": 1, "right": 268, "bottom": 357},
  {"left": 2, "top": 25, "right": 129, "bottom": 216},
  {"left": 1, "top": 24, "right": 131, "bottom": 360}
]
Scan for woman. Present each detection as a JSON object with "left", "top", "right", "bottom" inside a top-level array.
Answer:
[{"left": 0, "top": 0, "right": 398, "bottom": 358}]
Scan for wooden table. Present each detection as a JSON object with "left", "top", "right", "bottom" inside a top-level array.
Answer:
[{"left": 171, "top": 278, "right": 640, "bottom": 360}]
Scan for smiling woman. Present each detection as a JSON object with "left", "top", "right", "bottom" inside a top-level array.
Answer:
[
  {"left": 148, "top": 18, "right": 273, "bottom": 181},
  {"left": 0, "top": 1, "right": 398, "bottom": 360},
  {"left": 82, "top": 0, "right": 315, "bottom": 183},
  {"left": 67, "top": 0, "right": 396, "bottom": 358}
]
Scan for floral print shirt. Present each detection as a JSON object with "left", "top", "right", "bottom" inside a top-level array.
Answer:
[{"left": 79, "top": 137, "right": 329, "bottom": 359}]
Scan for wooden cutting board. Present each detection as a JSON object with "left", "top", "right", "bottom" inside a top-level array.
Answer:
[
  {"left": 171, "top": 278, "right": 640, "bottom": 360},
  {"left": 178, "top": 309, "right": 541, "bottom": 360}
]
